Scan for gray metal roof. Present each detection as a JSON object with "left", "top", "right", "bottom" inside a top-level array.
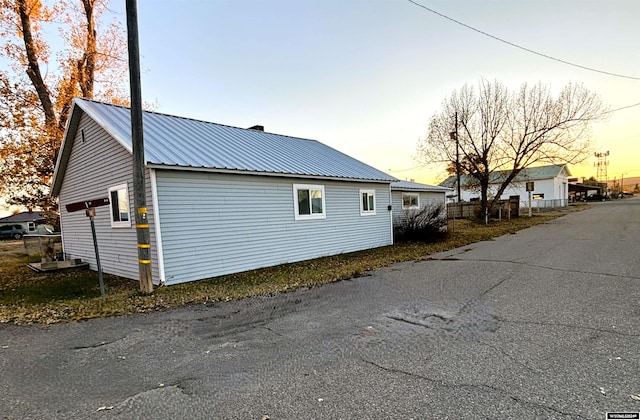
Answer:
[
  {"left": 391, "top": 180, "right": 451, "bottom": 192},
  {"left": 64, "top": 98, "right": 397, "bottom": 183}
]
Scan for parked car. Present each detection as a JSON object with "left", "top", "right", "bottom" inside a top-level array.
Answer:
[
  {"left": 586, "top": 194, "right": 609, "bottom": 202},
  {"left": 0, "top": 224, "right": 27, "bottom": 240}
]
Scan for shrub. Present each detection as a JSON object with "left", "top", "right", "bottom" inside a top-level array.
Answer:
[{"left": 395, "top": 202, "right": 448, "bottom": 243}]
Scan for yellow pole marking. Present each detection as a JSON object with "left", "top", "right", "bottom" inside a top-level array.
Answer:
[
  {"left": 138, "top": 259, "right": 151, "bottom": 264},
  {"left": 137, "top": 244, "right": 151, "bottom": 249},
  {"left": 136, "top": 224, "right": 149, "bottom": 229},
  {"left": 137, "top": 207, "right": 148, "bottom": 214}
]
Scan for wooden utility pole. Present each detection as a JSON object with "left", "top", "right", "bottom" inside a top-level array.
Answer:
[
  {"left": 126, "top": 0, "right": 153, "bottom": 293},
  {"left": 449, "top": 112, "right": 462, "bottom": 216},
  {"left": 454, "top": 112, "right": 461, "bottom": 217}
]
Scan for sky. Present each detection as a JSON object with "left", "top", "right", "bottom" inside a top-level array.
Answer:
[
  {"left": 3, "top": 0, "right": 640, "bottom": 215},
  {"left": 120, "top": 0, "right": 639, "bottom": 185}
]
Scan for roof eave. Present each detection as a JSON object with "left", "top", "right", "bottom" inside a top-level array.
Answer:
[
  {"left": 146, "top": 163, "right": 396, "bottom": 184},
  {"left": 51, "top": 99, "right": 82, "bottom": 197}
]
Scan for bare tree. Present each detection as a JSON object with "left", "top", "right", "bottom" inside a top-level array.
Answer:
[{"left": 417, "top": 80, "right": 606, "bottom": 217}]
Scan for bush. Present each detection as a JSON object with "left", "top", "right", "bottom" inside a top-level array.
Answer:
[{"left": 395, "top": 202, "right": 448, "bottom": 243}]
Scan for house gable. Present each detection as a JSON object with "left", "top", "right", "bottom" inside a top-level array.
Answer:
[{"left": 56, "top": 111, "right": 161, "bottom": 283}]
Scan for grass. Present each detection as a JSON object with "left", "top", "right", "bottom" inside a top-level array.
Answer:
[{"left": 0, "top": 206, "right": 586, "bottom": 324}]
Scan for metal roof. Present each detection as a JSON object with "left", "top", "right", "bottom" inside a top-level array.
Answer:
[
  {"left": 391, "top": 180, "right": 452, "bottom": 192},
  {"left": 63, "top": 98, "right": 397, "bottom": 184},
  {"left": 439, "top": 164, "right": 571, "bottom": 188}
]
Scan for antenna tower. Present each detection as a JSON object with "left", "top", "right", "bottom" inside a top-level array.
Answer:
[{"left": 594, "top": 151, "right": 609, "bottom": 184}]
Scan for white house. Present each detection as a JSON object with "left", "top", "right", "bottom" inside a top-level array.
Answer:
[
  {"left": 51, "top": 99, "right": 397, "bottom": 285},
  {"left": 440, "top": 164, "right": 571, "bottom": 208},
  {"left": 390, "top": 180, "right": 451, "bottom": 227}
]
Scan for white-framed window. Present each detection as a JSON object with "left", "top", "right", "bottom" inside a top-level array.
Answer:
[
  {"left": 360, "top": 189, "right": 376, "bottom": 215},
  {"left": 402, "top": 192, "right": 419, "bottom": 209},
  {"left": 293, "top": 184, "right": 326, "bottom": 220},
  {"left": 108, "top": 183, "right": 131, "bottom": 228}
]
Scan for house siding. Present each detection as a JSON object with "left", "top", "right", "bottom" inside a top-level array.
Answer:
[
  {"left": 154, "top": 170, "right": 392, "bottom": 285},
  {"left": 57, "top": 113, "right": 161, "bottom": 284},
  {"left": 459, "top": 173, "right": 569, "bottom": 208},
  {"left": 391, "top": 190, "right": 446, "bottom": 227}
]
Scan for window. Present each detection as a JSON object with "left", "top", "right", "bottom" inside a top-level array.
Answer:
[
  {"left": 533, "top": 193, "right": 544, "bottom": 200},
  {"left": 402, "top": 193, "right": 419, "bottom": 209},
  {"left": 293, "top": 184, "right": 325, "bottom": 220},
  {"left": 360, "top": 189, "right": 376, "bottom": 215},
  {"left": 109, "top": 183, "right": 131, "bottom": 228}
]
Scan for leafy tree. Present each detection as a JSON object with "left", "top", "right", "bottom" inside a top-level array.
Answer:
[
  {"left": 418, "top": 79, "right": 606, "bottom": 217},
  {"left": 0, "top": 0, "right": 128, "bottom": 213}
]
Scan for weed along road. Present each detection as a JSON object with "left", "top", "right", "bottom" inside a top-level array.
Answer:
[{"left": 2, "top": 199, "right": 639, "bottom": 419}]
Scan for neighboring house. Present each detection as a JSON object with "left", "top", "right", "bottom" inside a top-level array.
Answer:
[
  {"left": 0, "top": 211, "right": 53, "bottom": 234},
  {"left": 390, "top": 181, "right": 451, "bottom": 227},
  {"left": 439, "top": 164, "right": 571, "bottom": 208},
  {"left": 51, "top": 98, "right": 398, "bottom": 286}
]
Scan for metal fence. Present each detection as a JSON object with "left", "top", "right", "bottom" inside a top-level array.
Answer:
[{"left": 520, "top": 199, "right": 568, "bottom": 210}]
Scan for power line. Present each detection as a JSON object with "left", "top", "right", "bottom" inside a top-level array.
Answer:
[
  {"left": 387, "top": 164, "right": 425, "bottom": 173},
  {"left": 406, "top": 0, "right": 640, "bottom": 82},
  {"left": 596, "top": 102, "right": 640, "bottom": 117}
]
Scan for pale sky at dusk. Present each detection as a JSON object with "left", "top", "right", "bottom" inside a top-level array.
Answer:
[{"left": 114, "top": 0, "right": 638, "bottom": 185}]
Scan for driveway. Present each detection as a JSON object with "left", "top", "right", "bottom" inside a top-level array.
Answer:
[{"left": 1, "top": 199, "right": 639, "bottom": 419}]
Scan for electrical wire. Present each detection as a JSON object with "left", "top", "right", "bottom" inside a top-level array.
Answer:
[
  {"left": 406, "top": 0, "right": 640, "bottom": 82},
  {"left": 596, "top": 102, "right": 640, "bottom": 117},
  {"left": 387, "top": 164, "right": 425, "bottom": 173}
]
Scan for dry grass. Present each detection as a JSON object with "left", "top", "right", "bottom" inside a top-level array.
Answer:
[{"left": 0, "top": 205, "right": 586, "bottom": 324}]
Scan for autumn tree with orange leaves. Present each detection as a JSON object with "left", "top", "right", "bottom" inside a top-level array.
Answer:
[{"left": 0, "top": 0, "right": 128, "bottom": 213}]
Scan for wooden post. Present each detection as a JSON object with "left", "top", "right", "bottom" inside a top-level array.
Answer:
[{"left": 126, "top": 0, "right": 153, "bottom": 293}]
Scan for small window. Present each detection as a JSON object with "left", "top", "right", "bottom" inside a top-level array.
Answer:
[
  {"left": 402, "top": 193, "right": 419, "bottom": 209},
  {"left": 360, "top": 189, "right": 376, "bottom": 215},
  {"left": 109, "top": 183, "right": 131, "bottom": 228},
  {"left": 293, "top": 184, "right": 326, "bottom": 220}
]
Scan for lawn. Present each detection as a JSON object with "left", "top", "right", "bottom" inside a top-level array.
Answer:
[{"left": 0, "top": 207, "right": 584, "bottom": 324}]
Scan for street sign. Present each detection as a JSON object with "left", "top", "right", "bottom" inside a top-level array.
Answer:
[
  {"left": 66, "top": 197, "right": 110, "bottom": 213},
  {"left": 526, "top": 181, "right": 535, "bottom": 192}
]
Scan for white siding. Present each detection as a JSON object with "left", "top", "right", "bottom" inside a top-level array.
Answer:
[
  {"left": 155, "top": 171, "right": 392, "bottom": 285},
  {"left": 460, "top": 176, "right": 569, "bottom": 208},
  {"left": 391, "top": 190, "right": 446, "bottom": 227},
  {"left": 58, "top": 113, "right": 161, "bottom": 284}
]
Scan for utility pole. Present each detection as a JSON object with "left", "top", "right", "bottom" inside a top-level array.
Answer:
[
  {"left": 450, "top": 112, "right": 461, "bottom": 218},
  {"left": 126, "top": 0, "right": 153, "bottom": 293}
]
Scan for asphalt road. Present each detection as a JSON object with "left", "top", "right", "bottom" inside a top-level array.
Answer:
[{"left": 2, "top": 199, "right": 639, "bottom": 419}]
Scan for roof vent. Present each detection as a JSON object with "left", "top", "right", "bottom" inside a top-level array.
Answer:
[{"left": 248, "top": 125, "right": 264, "bottom": 131}]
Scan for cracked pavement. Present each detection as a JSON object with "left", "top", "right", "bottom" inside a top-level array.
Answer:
[{"left": 1, "top": 198, "right": 639, "bottom": 419}]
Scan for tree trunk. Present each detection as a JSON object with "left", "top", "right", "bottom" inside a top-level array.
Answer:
[
  {"left": 16, "top": 0, "right": 57, "bottom": 130},
  {"left": 79, "top": 0, "right": 96, "bottom": 98}
]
